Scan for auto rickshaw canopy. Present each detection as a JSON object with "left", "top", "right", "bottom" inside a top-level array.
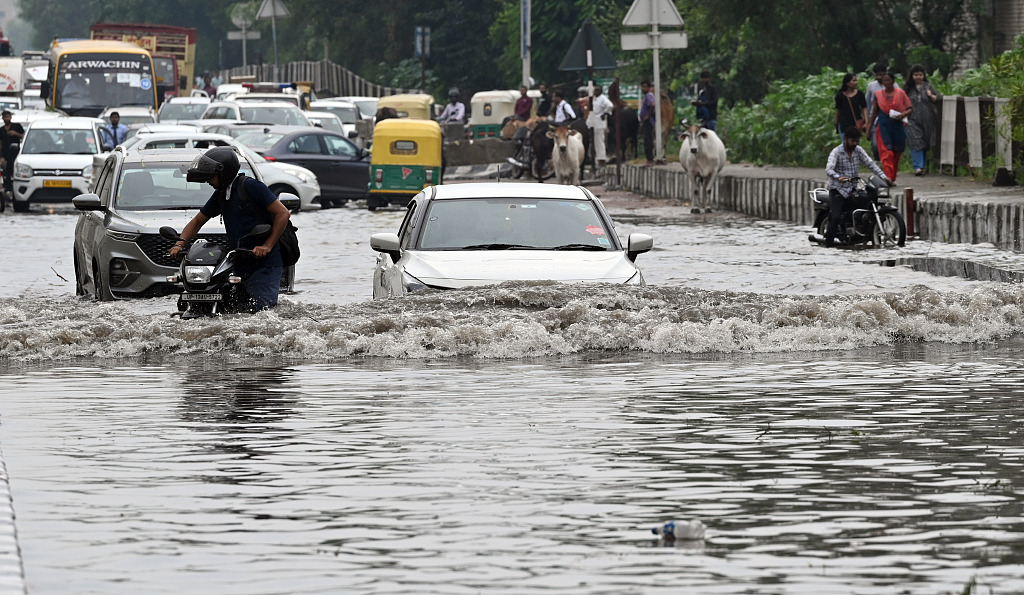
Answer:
[
  {"left": 370, "top": 118, "right": 442, "bottom": 164},
  {"left": 376, "top": 93, "right": 436, "bottom": 120}
]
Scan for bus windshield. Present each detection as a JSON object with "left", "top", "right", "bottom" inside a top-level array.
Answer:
[{"left": 56, "top": 52, "right": 156, "bottom": 116}]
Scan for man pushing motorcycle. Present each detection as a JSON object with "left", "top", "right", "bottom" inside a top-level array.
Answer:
[
  {"left": 823, "top": 126, "right": 890, "bottom": 247},
  {"left": 168, "top": 147, "right": 291, "bottom": 311}
]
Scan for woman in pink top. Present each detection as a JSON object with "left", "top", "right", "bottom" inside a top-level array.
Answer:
[{"left": 868, "top": 71, "right": 913, "bottom": 182}]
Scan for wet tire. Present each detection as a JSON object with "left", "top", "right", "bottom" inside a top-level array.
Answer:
[
  {"left": 269, "top": 184, "right": 299, "bottom": 212},
  {"left": 93, "top": 261, "right": 113, "bottom": 302},
  {"left": 872, "top": 211, "right": 907, "bottom": 248},
  {"left": 12, "top": 199, "right": 28, "bottom": 213}
]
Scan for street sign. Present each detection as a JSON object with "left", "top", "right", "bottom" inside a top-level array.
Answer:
[
  {"left": 559, "top": 18, "right": 618, "bottom": 72},
  {"left": 228, "top": 31, "right": 261, "bottom": 40},
  {"left": 257, "top": 0, "right": 289, "bottom": 19},
  {"left": 620, "top": 31, "right": 687, "bottom": 50},
  {"left": 415, "top": 26, "right": 431, "bottom": 58},
  {"left": 622, "top": 0, "right": 684, "bottom": 27}
]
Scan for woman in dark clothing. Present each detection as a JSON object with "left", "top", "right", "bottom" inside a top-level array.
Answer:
[
  {"left": 903, "top": 64, "right": 941, "bottom": 176},
  {"left": 833, "top": 73, "right": 867, "bottom": 142}
]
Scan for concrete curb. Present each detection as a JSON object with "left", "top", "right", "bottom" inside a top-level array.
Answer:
[{"left": 0, "top": 447, "right": 25, "bottom": 594}]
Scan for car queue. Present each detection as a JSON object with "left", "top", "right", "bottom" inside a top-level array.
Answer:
[{"left": 3, "top": 82, "right": 655, "bottom": 305}]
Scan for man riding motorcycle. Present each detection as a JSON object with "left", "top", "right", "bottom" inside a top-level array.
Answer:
[
  {"left": 168, "top": 147, "right": 291, "bottom": 311},
  {"left": 823, "top": 126, "right": 890, "bottom": 246}
]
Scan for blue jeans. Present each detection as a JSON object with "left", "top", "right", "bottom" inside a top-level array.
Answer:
[
  {"left": 910, "top": 147, "right": 926, "bottom": 171},
  {"left": 241, "top": 263, "right": 282, "bottom": 311},
  {"left": 703, "top": 119, "right": 717, "bottom": 131}
]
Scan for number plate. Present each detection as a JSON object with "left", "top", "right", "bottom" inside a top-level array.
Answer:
[
  {"left": 183, "top": 293, "right": 222, "bottom": 302},
  {"left": 43, "top": 179, "right": 73, "bottom": 188}
]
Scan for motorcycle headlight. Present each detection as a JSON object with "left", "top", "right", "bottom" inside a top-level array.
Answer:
[
  {"left": 281, "top": 168, "right": 314, "bottom": 185},
  {"left": 14, "top": 162, "right": 32, "bottom": 178},
  {"left": 402, "top": 271, "right": 427, "bottom": 293},
  {"left": 185, "top": 265, "right": 214, "bottom": 284}
]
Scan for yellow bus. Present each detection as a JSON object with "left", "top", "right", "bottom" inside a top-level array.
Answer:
[{"left": 43, "top": 39, "right": 158, "bottom": 117}]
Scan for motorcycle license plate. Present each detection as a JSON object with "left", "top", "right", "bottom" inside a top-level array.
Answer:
[
  {"left": 43, "top": 179, "right": 72, "bottom": 188},
  {"left": 183, "top": 293, "right": 222, "bottom": 302}
]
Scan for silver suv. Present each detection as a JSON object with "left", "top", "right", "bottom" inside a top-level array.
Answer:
[{"left": 72, "top": 146, "right": 295, "bottom": 300}]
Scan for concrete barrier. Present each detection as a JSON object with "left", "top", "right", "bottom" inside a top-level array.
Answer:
[
  {"left": 600, "top": 163, "right": 1024, "bottom": 251},
  {"left": 443, "top": 138, "right": 516, "bottom": 167}
]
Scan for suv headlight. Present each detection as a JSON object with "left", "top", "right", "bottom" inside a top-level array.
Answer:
[
  {"left": 14, "top": 162, "right": 31, "bottom": 178},
  {"left": 185, "top": 265, "right": 214, "bottom": 284},
  {"left": 106, "top": 230, "right": 140, "bottom": 241}
]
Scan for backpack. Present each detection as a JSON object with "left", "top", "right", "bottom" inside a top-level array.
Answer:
[{"left": 232, "top": 174, "right": 300, "bottom": 267}]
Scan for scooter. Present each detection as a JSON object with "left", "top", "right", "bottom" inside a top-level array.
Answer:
[
  {"left": 808, "top": 175, "right": 907, "bottom": 248},
  {"left": 160, "top": 224, "right": 271, "bottom": 319}
]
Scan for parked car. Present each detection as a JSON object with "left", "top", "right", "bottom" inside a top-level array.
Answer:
[
  {"left": 156, "top": 96, "right": 211, "bottom": 123},
  {"left": 99, "top": 106, "right": 158, "bottom": 126},
  {"left": 118, "top": 131, "right": 320, "bottom": 211},
  {"left": 11, "top": 117, "right": 108, "bottom": 212},
  {"left": 234, "top": 125, "right": 370, "bottom": 208},
  {"left": 200, "top": 101, "right": 310, "bottom": 127},
  {"left": 71, "top": 146, "right": 296, "bottom": 300},
  {"left": 369, "top": 182, "right": 654, "bottom": 298},
  {"left": 226, "top": 92, "right": 307, "bottom": 108}
]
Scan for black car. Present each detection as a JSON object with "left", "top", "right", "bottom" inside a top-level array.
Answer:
[{"left": 234, "top": 126, "right": 369, "bottom": 207}]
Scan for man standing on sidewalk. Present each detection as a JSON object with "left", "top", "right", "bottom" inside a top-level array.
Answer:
[{"left": 639, "top": 80, "right": 655, "bottom": 166}]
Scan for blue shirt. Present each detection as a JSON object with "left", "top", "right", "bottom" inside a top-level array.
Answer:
[
  {"left": 200, "top": 176, "right": 282, "bottom": 272},
  {"left": 101, "top": 123, "right": 128, "bottom": 147},
  {"left": 639, "top": 91, "right": 655, "bottom": 124}
]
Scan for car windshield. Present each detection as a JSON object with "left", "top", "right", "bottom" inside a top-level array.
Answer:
[
  {"left": 114, "top": 162, "right": 254, "bottom": 210},
  {"left": 315, "top": 105, "right": 358, "bottom": 123},
  {"left": 240, "top": 106, "right": 308, "bottom": 126},
  {"left": 309, "top": 116, "right": 344, "bottom": 133},
  {"left": 417, "top": 197, "right": 614, "bottom": 251},
  {"left": 234, "top": 132, "right": 285, "bottom": 151},
  {"left": 22, "top": 128, "right": 97, "bottom": 154},
  {"left": 158, "top": 103, "right": 208, "bottom": 121}
]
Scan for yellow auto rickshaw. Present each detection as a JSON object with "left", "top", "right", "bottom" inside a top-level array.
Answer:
[
  {"left": 375, "top": 93, "right": 436, "bottom": 120},
  {"left": 367, "top": 118, "right": 443, "bottom": 211}
]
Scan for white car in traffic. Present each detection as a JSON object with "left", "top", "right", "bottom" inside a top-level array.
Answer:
[
  {"left": 370, "top": 182, "right": 653, "bottom": 298},
  {"left": 118, "top": 131, "right": 321, "bottom": 211},
  {"left": 12, "top": 116, "right": 108, "bottom": 212}
]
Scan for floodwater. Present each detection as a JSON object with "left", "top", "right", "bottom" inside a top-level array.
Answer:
[{"left": 2, "top": 195, "right": 1024, "bottom": 594}]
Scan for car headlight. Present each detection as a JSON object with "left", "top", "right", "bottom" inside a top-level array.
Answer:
[
  {"left": 185, "top": 265, "right": 214, "bottom": 284},
  {"left": 281, "top": 168, "right": 314, "bottom": 185},
  {"left": 402, "top": 271, "right": 427, "bottom": 293},
  {"left": 82, "top": 166, "right": 93, "bottom": 178},
  {"left": 14, "top": 162, "right": 31, "bottom": 178},
  {"left": 624, "top": 270, "right": 645, "bottom": 286},
  {"left": 105, "top": 230, "right": 140, "bottom": 241}
]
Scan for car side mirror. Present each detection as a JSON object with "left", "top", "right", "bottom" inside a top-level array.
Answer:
[
  {"left": 626, "top": 233, "right": 653, "bottom": 262},
  {"left": 370, "top": 232, "right": 401, "bottom": 263},
  {"left": 277, "top": 192, "right": 300, "bottom": 212},
  {"left": 348, "top": 130, "right": 359, "bottom": 139},
  {"left": 72, "top": 193, "right": 104, "bottom": 211}
]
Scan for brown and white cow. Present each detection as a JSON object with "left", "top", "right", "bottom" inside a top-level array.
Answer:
[
  {"left": 545, "top": 125, "right": 585, "bottom": 186},
  {"left": 678, "top": 124, "right": 727, "bottom": 213}
]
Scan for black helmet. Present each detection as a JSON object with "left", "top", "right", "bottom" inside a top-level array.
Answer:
[
  {"left": 186, "top": 146, "right": 240, "bottom": 183},
  {"left": 448, "top": 88, "right": 459, "bottom": 100}
]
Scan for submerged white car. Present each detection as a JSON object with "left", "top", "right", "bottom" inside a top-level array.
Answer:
[{"left": 370, "top": 182, "right": 653, "bottom": 298}]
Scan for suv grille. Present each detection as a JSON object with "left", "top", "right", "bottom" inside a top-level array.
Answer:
[{"left": 138, "top": 234, "right": 230, "bottom": 267}]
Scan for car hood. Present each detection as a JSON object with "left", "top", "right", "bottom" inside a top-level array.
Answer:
[
  {"left": 16, "top": 153, "right": 96, "bottom": 168},
  {"left": 402, "top": 250, "right": 640, "bottom": 288},
  {"left": 108, "top": 209, "right": 226, "bottom": 234}
]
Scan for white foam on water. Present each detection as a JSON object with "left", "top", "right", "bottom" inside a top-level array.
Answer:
[{"left": 2, "top": 282, "right": 1023, "bottom": 361}]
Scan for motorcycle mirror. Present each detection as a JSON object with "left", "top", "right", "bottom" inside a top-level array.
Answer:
[
  {"left": 243, "top": 224, "right": 272, "bottom": 241},
  {"left": 159, "top": 226, "right": 181, "bottom": 241}
]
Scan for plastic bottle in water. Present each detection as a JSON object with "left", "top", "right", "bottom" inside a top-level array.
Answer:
[{"left": 651, "top": 519, "right": 706, "bottom": 540}]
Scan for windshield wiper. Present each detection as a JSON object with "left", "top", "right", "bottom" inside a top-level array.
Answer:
[
  {"left": 462, "top": 243, "right": 536, "bottom": 250},
  {"left": 551, "top": 243, "right": 608, "bottom": 251}
]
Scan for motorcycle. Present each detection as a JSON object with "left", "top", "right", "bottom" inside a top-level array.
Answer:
[
  {"left": 505, "top": 125, "right": 554, "bottom": 181},
  {"left": 808, "top": 175, "right": 907, "bottom": 248},
  {"left": 160, "top": 224, "right": 271, "bottom": 319}
]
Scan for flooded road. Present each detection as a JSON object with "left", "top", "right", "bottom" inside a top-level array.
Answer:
[{"left": 3, "top": 190, "right": 1024, "bottom": 593}]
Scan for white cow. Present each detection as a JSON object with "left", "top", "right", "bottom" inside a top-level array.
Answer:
[
  {"left": 678, "top": 125, "right": 727, "bottom": 213},
  {"left": 546, "top": 126, "right": 585, "bottom": 186}
]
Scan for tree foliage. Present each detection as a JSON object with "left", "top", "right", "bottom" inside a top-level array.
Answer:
[{"left": 14, "top": 0, "right": 992, "bottom": 106}]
